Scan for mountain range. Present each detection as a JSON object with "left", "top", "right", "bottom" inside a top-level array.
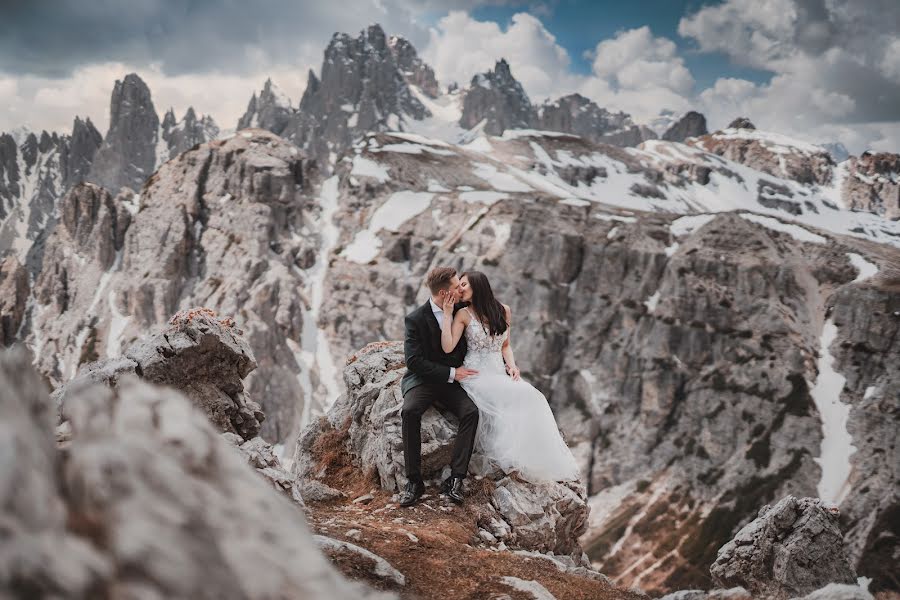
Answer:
[{"left": 0, "top": 22, "right": 898, "bottom": 594}]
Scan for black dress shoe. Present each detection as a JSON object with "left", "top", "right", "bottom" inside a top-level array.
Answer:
[
  {"left": 398, "top": 480, "right": 425, "bottom": 507},
  {"left": 441, "top": 476, "right": 465, "bottom": 505}
]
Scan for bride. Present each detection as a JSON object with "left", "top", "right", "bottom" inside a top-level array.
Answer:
[{"left": 439, "top": 270, "right": 580, "bottom": 484}]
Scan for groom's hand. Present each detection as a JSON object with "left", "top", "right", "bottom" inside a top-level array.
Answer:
[{"left": 454, "top": 367, "right": 478, "bottom": 381}]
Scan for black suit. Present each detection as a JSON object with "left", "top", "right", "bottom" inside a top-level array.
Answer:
[{"left": 400, "top": 300, "right": 478, "bottom": 483}]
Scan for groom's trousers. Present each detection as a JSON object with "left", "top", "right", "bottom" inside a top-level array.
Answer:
[{"left": 401, "top": 382, "right": 479, "bottom": 483}]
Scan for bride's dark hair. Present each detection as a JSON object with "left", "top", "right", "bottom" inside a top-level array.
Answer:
[{"left": 461, "top": 271, "right": 508, "bottom": 336}]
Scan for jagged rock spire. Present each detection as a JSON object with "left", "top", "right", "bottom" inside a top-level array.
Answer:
[
  {"left": 460, "top": 58, "right": 535, "bottom": 135},
  {"left": 87, "top": 73, "right": 159, "bottom": 192}
]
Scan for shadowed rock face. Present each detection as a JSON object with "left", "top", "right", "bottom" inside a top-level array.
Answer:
[
  {"left": 294, "top": 341, "right": 590, "bottom": 558},
  {"left": 25, "top": 130, "right": 325, "bottom": 443},
  {"left": 237, "top": 78, "right": 294, "bottom": 135},
  {"left": 0, "top": 256, "right": 28, "bottom": 345},
  {"left": 710, "top": 496, "right": 856, "bottom": 598},
  {"left": 388, "top": 35, "right": 440, "bottom": 98},
  {"left": 272, "top": 24, "right": 429, "bottom": 164},
  {"left": 0, "top": 346, "right": 381, "bottom": 599},
  {"left": 460, "top": 59, "right": 535, "bottom": 136},
  {"left": 159, "top": 107, "right": 220, "bottom": 166},
  {"left": 87, "top": 73, "right": 160, "bottom": 193},
  {"left": 662, "top": 111, "right": 708, "bottom": 143},
  {"left": 537, "top": 94, "right": 656, "bottom": 147},
  {"left": 842, "top": 152, "right": 900, "bottom": 219}
]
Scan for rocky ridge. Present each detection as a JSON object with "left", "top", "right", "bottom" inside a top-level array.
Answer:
[
  {"left": 0, "top": 73, "right": 217, "bottom": 269},
  {"left": 23, "top": 129, "right": 329, "bottom": 445},
  {"left": 317, "top": 126, "right": 900, "bottom": 592}
]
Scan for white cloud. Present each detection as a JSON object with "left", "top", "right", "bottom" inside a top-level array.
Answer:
[
  {"left": 581, "top": 26, "right": 694, "bottom": 121},
  {"left": 422, "top": 11, "right": 578, "bottom": 101},
  {"left": 423, "top": 15, "right": 694, "bottom": 122},
  {"left": 683, "top": 0, "right": 900, "bottom": 153},
  {"left": 0, "top": 60, "right": 317, "bottom": 135}
]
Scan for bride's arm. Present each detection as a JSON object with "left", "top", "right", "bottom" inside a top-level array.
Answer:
[
  {"left": 441, "top": 302, "right": 468, "bottom": 353},
  {"left": 501, "top": 305, "right": 520, "bottom": 381}
]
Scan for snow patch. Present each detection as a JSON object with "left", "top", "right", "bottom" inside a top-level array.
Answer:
[
  {"left": 810, "top": 319, "right": 855, "bottom": 504},
  {"left": 846, "top": 253, "right": 878, "bottom": 283},
  {"left": 471, "top": 162, "right": 533, "bottom": 192},
  {"left": 644, "top": 290, "right": 661, "bottom": 313},
  {"left": 342, "top": 191, "right": 435, "bottom": 264},
  {"left": 350, "top": 155, "right": 391, "bottom": 183},
  {"left": 739, "top": 212, "right": 827, "bottom": 244},
  {"left": 670, "top": 214, "right": 716, "bottom": 237}
]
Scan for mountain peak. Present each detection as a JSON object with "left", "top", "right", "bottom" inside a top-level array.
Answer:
[
  {"left": 460, "top": 59, "right": 534, "bottom": 135},
  {"left": 88, "top": 72, "right": 159, "bottom": 192}
]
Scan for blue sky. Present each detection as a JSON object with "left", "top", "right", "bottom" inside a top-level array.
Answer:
[{"left": 467, "top": 1, "right": 772, "bottom": 90}]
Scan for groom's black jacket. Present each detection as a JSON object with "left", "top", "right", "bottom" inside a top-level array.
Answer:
[{"left": 401, "top": 300, "right": 468, "bottom": 396}]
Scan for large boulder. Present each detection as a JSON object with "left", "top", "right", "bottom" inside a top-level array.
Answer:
[
  {"left": 55, "top": 307, "right": 264, "bottom": 440},
  {"left": 293, "top": 340, "right": 590, "bottom": 557},
  {"left": 710, "top": 496, "right": 856, "bottom": 598},
  {"left": 0, "top": 346, "right": 387, "bottom": 599}
]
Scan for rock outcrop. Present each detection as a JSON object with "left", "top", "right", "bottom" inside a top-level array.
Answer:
[
  {"left": 266, "top": 24, "right": 429, "bottom": 164},
  {"left": 0, "top": 346, "right": 381, "bottom": 599},
  {"left": 388, "top": 35, "right": 440, "bottom": 98},
  {"left": 692, "top": 127, "right": 835, "bottom": 186},
  {"left": 0, "top": 122, "right": 101, "bottom": 270},
  {"left": 460, "top": 59, "right": 536, "bottom": 135},
  {"left": 841, "top": 152, "right": 900, "bottom": 219},
  {"left": 25, "top": 129, "right": 327, "bottom": 444},
  {"left": 87, "top": 73, "right": 160, "bottom": 192},
  {"left": 0, "top": 255, "right": 28, "bottom": 345},
  {"left": 294, "top": 341, "right": 589, "bottom": 558},
  {"left": 158, "top": 106, "right": 220, "bottom": 166},
  {"left": 237, "top": 78, "right": 295, "bottom": 135},
  {"left": 536, "top": 93, "right": 656, "bottom": 147},
  {"left": 710, "top": 496, "right": 856, "bottom": 598},
  {"left": 55, "top": 308, "right": 264, "bottom": 439},
  {"left": 662, "top": 111, "right": 708, "bottom": 142}
]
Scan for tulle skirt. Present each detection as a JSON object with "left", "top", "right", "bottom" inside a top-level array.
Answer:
[{"left": 460, "top": 351, "right": 581, "bottom": 484}]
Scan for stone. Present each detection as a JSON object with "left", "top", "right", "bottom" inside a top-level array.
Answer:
[
  {"left": 710, "top": 496, "right": 856, "bottom": 598},
  {"left": 314, "top": 534, "right": 406, "bottom": 587},
  {"left": 294, "top": 341, "right": 590, "bottom": 558},
  {"left": 3, "top": 347, "right": 384, "bottom": 598},
  {"left": 662, "top": 111, "right": 708, "bottom": 143},
  {"left": 124, "top": 307, "right": 263, "bottom": 439},
  {"left": 0, "top": 255, "right": 29, "bottom": 345}
]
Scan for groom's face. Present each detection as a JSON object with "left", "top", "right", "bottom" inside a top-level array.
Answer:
[{"left": 439, "top": 276, "right": 461, "bottom": 303}]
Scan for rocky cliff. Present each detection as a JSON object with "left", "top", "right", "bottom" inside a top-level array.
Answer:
[
  {"left": 314, "top": 125, "right": 900, "bottom": 592},
  {"left": 20, "top": 130, "right": 331, "bottom": 445}
]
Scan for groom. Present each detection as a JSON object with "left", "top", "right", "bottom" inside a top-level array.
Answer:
[{"left": 399, "top": 266, "right": 480, "bottom": 507}]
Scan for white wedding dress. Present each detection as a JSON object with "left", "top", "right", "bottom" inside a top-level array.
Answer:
[{"left": 458, "top": 309, "right": 581, "bottom": 483}]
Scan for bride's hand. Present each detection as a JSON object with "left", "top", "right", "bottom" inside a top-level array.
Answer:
[
  {"left": 441, "top": 292, "right": 456, "bottom": 315},
  {"left": 507, "top": 365, "right": 521, "bottom": 381}
]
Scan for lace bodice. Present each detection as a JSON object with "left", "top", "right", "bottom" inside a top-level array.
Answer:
[{"left": 463, "top": 308, "right": 507, "bottom": 355}]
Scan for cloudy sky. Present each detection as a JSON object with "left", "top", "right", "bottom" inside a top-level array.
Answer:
[{"left": 2, "top": 0, "right": 899, "bottom": 153}]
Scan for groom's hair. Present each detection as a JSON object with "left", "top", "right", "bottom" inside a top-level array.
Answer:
[{"left": 426, "top": 266, "right": 457, "bottom": 294}]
